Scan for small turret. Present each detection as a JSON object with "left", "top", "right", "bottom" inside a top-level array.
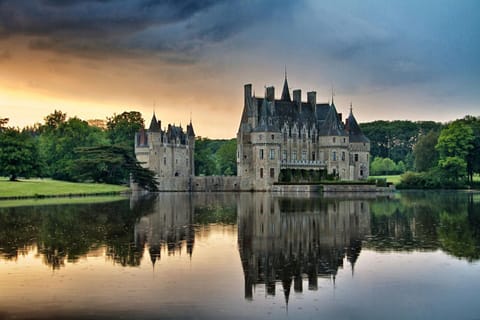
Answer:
[
  {"left": 345, "top": 105, "right": 369, "bottom": 143},
  {"left": 148, "top": 113, "right": 160, "bottom": 132}
]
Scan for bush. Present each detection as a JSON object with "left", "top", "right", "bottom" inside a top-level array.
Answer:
[{"left": 397, "top": 170, "right": 467, "bottom": 189}]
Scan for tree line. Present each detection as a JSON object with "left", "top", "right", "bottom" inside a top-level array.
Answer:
[{"left": 362, "top": 116, "right": 480, "bottom": 188}]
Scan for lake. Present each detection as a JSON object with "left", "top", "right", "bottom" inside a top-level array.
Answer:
[{"left": 1, "top": 191, "right": 479, "bottom": 319}]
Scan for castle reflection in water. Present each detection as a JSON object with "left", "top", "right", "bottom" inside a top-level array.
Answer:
[{"left": 132, "top": 193, "right": 372, "bottom": 302}]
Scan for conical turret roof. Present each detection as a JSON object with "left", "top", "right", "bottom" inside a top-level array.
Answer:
[
  {"left": 346, "top": 107, "right": 369, "bottom": 143},
  {"left": 148, "top": 113, "right": 160, "bottom": 132}
]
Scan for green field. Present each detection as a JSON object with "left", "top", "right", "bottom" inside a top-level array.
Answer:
[
  {"left": 369, "top": 175, "right": 402, "bottom": 185},
  {"left": 0, "top": 178, "right": 129, "bottom": 198}
]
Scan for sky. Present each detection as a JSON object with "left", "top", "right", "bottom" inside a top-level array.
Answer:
[{"left": 1, "top": 0, "right": 479, "bottom": 138}]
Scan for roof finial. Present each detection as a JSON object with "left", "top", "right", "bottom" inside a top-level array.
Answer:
[
  {"left": 331, "top": 85, "right": 335, "bottom": 105},
  {"left": 350, "top": 102, "right": 353, "bottom": 113},
  {"left": 284, "top": 65, "right": 287, "bottom": 80}
]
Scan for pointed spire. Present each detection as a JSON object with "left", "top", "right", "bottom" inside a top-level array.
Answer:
[
  {"left": 281, "top": 68, "right": 291, "bottom": 101},
  {"left": 148, "top": 112, "right": 160, "bottom": 132}
]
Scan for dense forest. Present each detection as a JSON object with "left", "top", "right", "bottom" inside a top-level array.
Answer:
[{"left": 1, "top": 111, "right": 479, "bottom": 189}]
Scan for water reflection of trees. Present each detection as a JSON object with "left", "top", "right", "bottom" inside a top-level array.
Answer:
[
  {"left": 0, "top": 199, "right": 149, "bottom": 269},
  {"left": 237, "top": 194, "right": 370, "bottom": 303},
  {"left": 366, "top": 191, "right": 480, "bottom": 262},
  {"left": 0, "top": 193, "right": 238, "bottom": 269}
]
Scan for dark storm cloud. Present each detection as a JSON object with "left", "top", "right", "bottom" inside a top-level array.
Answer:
[{"left": 0, "top": 0, "right": 294, "bottom": 60}]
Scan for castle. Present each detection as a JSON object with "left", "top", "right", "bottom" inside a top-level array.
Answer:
[
  {"left": 134, "top": 74, "right": 370, "bottom": 191},
  {"left": 236, "top": 75, "right": 370, "bottom": 190},
  {"left": 135, "top": 113, "right": 195, "bottom": 179}
]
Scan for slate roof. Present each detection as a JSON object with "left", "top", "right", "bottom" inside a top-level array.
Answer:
[
  {"left": 345, "top": 109, "right": 370, "bottom": 143},
  {"left": 318, "top": 102, "right": 347, "bottom": 136},
  {"left": 252, "top": 97, "right": 344, "bottom": 137}
]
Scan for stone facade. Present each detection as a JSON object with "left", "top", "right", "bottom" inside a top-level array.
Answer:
[
  {"left": 237, "top": 75, "right": 370, "bottom": 191},
  {"left": 135, "top": 113, "right": 195, "bottom": 179}
]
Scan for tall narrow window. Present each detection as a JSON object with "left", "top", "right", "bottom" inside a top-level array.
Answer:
[
  {"left": 269, "top": 149, "right": 275, "bottom": 160},
  {"left": 312, "top": 152, "right": 316, "bottom": 161},
  {"left": 260, "top": 168, "right": 264, "bottom": 178},
  {"left": 355, "top": 154, "right": 359, "bottom": 162},
  {"left": 292, "top": 151, "right": 297, "bottom": 161},
  {"left": 259, "top": 149, "right": 264, "bottom": 160},
  {"left": 282, "top": 150, "right": 287, "bottom": 161},
  {"left": 342, "top": 151, "right": 345, "bottom": 161},
  {"left": 332, "top": 151, "right": 337, "bottom": 161},
  {"left": 270, "top": 168, "right": 275, "bottom": 178},
  {"left": 301, "top": 150, "right": 307, "bottom": 160}
]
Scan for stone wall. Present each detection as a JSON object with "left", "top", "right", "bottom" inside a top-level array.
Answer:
[{"left": 153, "top": 176, "right": 242, "bottom": 192}]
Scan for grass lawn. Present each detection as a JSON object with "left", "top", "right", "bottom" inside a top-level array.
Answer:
[
  {"left": 370, "top": 175, "right": 402, "bottom": 185},
  {"left": 0, "top": 195, "right": 128, "bottom": 208},
  {"left": 0, "top": 178, "right": 129, "bottom": 198}
]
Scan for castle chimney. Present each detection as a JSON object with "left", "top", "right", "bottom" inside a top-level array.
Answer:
[
  {"left": 308, "top": 91, "right": 316, "bottom": 115},
  {"left": 293, "top": 89, "right": 301, "bottom": 113},
  {"left": 266, "top": 86, "right": 275, "bottom": 101},
  {"left": 307, "top": 91, "right": 316, "bottom": 106},
  {"left": 338, "top": 113, "right": 342, "bottom": 122},
  {"left": 244, "top": 84, "right": 252, "bottom": 107},
  {"left": 293, "top": 89, "right": 301, "bottom": 104}
]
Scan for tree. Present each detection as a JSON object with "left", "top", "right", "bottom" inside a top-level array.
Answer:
[
  {"left": 74, "top": 145, "right": 159, "bottom": 191},
  {"left": 370, "top": 156, "right": 405, "bottom": 175},
  {"left": 39, "top": 115, "right": 107, "bottom": 180},
  {"left": 43, "top": 110, "right": 66, "bottom": 132},
  {"left": 436, "top": 122, "right": 474, "bottom": 159},
  {"left": 216, "top": 139, "right": 237, "bottom": 175},
  {"left": 438, "top": 156, "right": 467, "bottom": 182},
  {"left": 194, "top": 138, "right": 219, "bottom": 175},
  {"left": 413, "top": 130, "right": 440, "bottom": 172},
  {"left": 0, "top": 127, "right": 41, "bottom": 181},
  {"left": 106, "top": 111, "right": 144, "bottom": 151},
  {"left": 436, "top": 121, "right": 474, "bottom": 181},
  {"left": 459, "top": 116, "right": 480, "bottom": 183}
]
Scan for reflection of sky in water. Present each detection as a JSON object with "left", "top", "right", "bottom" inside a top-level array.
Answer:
[{"left": 0, "top": 192, "right": 479, "bottom": 319}]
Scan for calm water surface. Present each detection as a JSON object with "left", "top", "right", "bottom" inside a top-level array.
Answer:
[{"left": 1, "top": 191, "right": 479, "bottom": 319}]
